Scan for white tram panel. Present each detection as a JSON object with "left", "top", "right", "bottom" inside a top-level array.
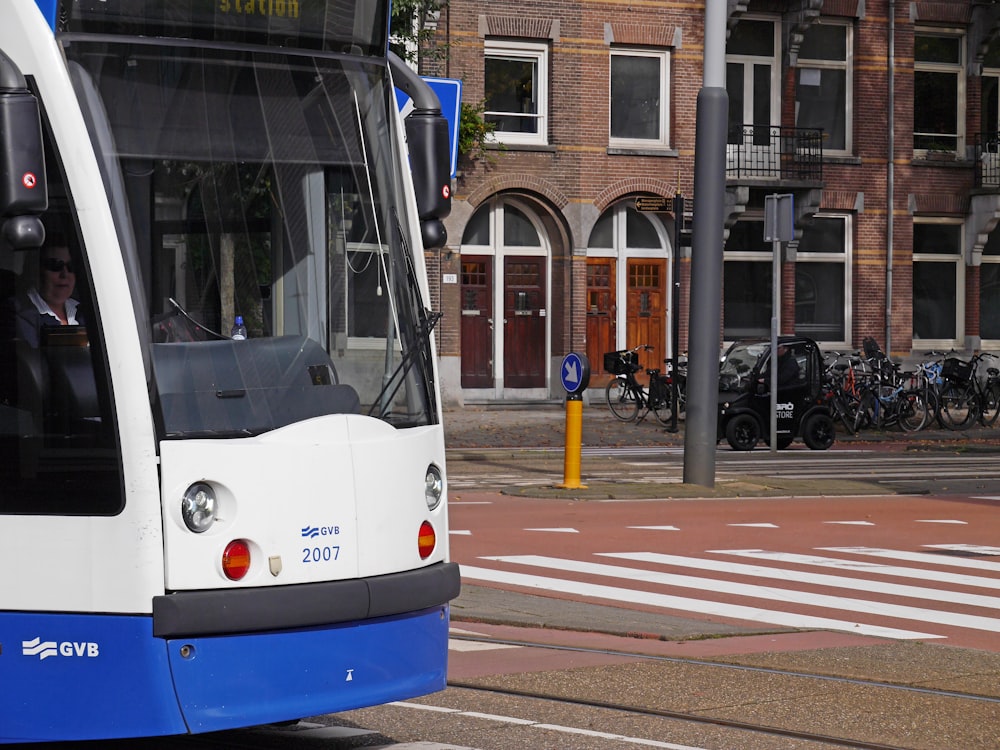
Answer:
[
  {"left": 0, "top": 1, "right": 165, "bottom": 615},
  {"left": 159, "top": 416, "right": 449, "bottom": 589}
]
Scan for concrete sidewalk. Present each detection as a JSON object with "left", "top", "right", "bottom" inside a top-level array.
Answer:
[{"left": 443, "top": 400, "right": 1000, "bottom": 451}]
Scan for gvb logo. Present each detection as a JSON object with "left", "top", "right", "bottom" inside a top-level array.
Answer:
[
  {"left": 22, "top": 637, "right": 99, "bottom": 660},
  {"left": 301, "top": 525, "right": 340, "bottom": 538}
]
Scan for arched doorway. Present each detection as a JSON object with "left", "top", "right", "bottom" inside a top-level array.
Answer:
[
  {"left": 460, "top": 197, "right": 551, "bottom": 396},
  {"left": 586, "top": 201, "right": 673, "bottom": 375}
]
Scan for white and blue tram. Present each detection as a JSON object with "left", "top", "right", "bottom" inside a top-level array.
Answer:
[{"left": 0, "top": 0, "right": 458, "bottom": 742}]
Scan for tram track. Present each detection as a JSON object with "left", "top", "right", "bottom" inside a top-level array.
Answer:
[
  {"left": 443, "top": 682, "right": 919, "bottom": 750},
  {"left": 447, "top": 634, "right": 1000, "bottom": 704},
  {"left": 439, "top": 633, "right": 1000, "bottom": 750}
]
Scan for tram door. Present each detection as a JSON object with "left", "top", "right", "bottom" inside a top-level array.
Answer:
[
  {"left": 503, "top": 256, "right": 546, "bottom": 388},
  {"left": 586, "top": 258, "right": 615, "bottom": 374},
  {"left": 460, "top": 256, "right": 493, "bottom": 388},
  {"left": 626, "top": 259, "right": 666, "bottom": 372}
]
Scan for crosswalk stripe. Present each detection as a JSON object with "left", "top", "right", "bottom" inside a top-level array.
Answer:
[
  {"left": 599, "top": 551, "right": 1000, "bottom": 608},
  {"left": 924, "top": 543, "right": 1000, "bottom": 555},
  {"left": 707, "top": 549, "right": 1000, "bottom": 590},
  {"left": 821, "top": 546, "right": 1000, "bottom": 572},
  {"left": 481, "top": 555, "right": 1000, "bottom": 634},
  {"left": 460, "top": 565, "right": 942, "bottom": 640}
]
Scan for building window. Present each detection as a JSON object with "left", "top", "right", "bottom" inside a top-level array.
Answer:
[
  {"left": 794, "top": 215, "right": 850, "bottom": 344},
  {"left": 914, "top": 31, "right": 965, "bottom": 154},
  {"left": 982, "top": 230, "right": 1000, "bottom": 343},
  {"left": 610, "top": 49, "right": 670, "bottom": 147},
  {"left": 484, "top": 40, "right": 548, "bottom": 146},
  {"left": 723, "top": 219, "right": 772, "bottom": 340},
  {"left": 796, "top": 20, "right": 851, "bottom": 154},
  {"left": 913, "top": 220, "right": 964, "bottom": 345}
]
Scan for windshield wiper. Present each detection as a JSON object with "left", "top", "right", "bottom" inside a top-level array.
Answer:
[
  {"left": 366, "top": 212, "right": 442, "bottom": 420},
  {"left": 366, "top": 305, "right": 442, "bottom": 420},
  {"left": 164, "top": 298, "right": 229, "bottom": 341}
]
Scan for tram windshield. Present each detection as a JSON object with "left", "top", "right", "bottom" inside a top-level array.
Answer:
[{"left": 65, "top": 41, "right": 437, "bottom": 437}]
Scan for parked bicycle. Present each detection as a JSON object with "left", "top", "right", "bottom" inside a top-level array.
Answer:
[
  {"left": 937, "top": 352, "right": 1000, "bottom": 430},
  {"left": 906, "top": 352, "right": 948, "bottom": 429},
  {"left": 850, "top": 341, "right": 931, "bottom": 432},
  {"left": 604, "top": 345, "right": 675, "bottom": 427},
  {"left": 821, "top": 351, "right": 865, "bottom": 433},
  {"left": 664, "top": 352, "right": 688, "bottom": 419}
]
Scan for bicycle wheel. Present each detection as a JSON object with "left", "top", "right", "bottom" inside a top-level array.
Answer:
[
  {"left": 853, "top": 390, "right": 876, "bottom": 432},
  {"left": 979, "top": 381, "right": 1000, "bottom": 427},
  {"left": 897, "top": 389, "right": 930, "bottom": 432},
  {"left": 835, "top": 391, "right": 862, "bottom": 433},
  {"left": 605, "top": 376, "right": 640, "bottom": 422},
  {"left": 938, "top": 382, "right": 979, "bottom": 430},
  {"left": 650, "top": 395, "right": 673, "bottom": 427}
]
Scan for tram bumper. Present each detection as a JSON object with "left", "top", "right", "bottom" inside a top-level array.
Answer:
[{"left": 156, "top": 562, "right": 459, "bottom": 732}]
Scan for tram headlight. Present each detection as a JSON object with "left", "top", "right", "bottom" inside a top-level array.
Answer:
[
  {"left": 181, "top": 482, "right": 217, "bottom": 533},
  {"left": 424, "top": 464, "right": 443, "bottom": 510}
]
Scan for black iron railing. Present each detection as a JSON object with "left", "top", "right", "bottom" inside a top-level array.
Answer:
[{"left": 726, "top": 125, "right": 824, "bottom": 182}]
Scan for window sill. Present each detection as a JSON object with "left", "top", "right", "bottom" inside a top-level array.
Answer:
[
  {"left": 487, "top": 142, "right": 555, "bottom": 153},
  {"left": 821, "top": 154, "right": 862, "bottom": 166},
  {"left": 912, "top": 154, "right": 970, "bottom": 167},
  {"left": 607, "top": 146, "right": 679, "bottom": 157}
]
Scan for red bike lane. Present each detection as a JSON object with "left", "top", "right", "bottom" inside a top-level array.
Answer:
[{"left": 448, "top": 490, "right": 1000, "bottom": 653}]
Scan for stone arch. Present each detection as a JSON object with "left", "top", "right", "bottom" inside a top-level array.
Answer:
[
  {"left": 465, "top": 174, "right": 570, "bottom": 212},
  {"left": 594, "top": 178, "right": 676, "bottom": 214}
]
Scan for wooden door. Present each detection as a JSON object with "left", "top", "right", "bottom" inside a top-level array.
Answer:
[
  {"left": 503, "top": 256, "right": 546, "bottom": 388},
  {"left": 626, "top": 259, "right": 666, "bottom": 371},
  {"left": 460, "top": 256, "right": 493, "bottom": 388},
  {"left": 586, "top": 258, "right": 616, "bottom": 374}
]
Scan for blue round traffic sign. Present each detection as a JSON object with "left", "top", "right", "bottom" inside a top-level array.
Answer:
[{"left": 560, "top": 352, "right": 590, "bottom": 395}]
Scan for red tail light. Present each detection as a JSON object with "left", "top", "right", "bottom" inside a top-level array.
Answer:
[
  {"left": 417, "top": 521, "right": 436, "bottom": 559},
  {"left": 222, "top": 539, "right": 251, "bottom": 580}
]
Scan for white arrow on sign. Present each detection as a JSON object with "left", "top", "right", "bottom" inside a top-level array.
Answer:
[{"left": 563, "top": 359, "right": 580, "bottom": 385}]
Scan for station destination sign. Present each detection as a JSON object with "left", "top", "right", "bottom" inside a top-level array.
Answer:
[{"left": 634, "top": 196, "right": 671, "bottom": 213}]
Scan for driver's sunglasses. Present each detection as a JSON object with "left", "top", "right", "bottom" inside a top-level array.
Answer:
[{"left": 42, "top": 258, "right": 75, "bottom": 274}]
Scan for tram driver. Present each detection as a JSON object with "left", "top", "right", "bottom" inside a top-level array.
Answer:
[{"left": 4, "top": 234, "right": 86, "bottom": 348}]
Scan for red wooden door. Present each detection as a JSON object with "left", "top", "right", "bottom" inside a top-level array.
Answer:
[
  {"left": 626, "top": 259, "right": 666, "bottom": 372},
  {"left": 586, "top": 258, "right": 616, "bottom": 374},
  {"left": 503, "top": 256, "right": 546, "bottom": 388},
  {"left": 460, "top": 256, "right": 493, "bottom": 388}
]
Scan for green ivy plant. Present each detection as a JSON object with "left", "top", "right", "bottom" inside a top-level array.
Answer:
[{"left": 458, "top": 101, "right": 501, "bottom": 165}]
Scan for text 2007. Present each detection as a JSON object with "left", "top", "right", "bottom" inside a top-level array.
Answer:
[{"left": 302, "top": 545, "right": 340, "bottom": 563}]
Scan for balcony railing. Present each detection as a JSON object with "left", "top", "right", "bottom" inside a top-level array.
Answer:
[
  {"left": 726, "top": 125, "right": 824, "bottom": 182},
  {"left": 976, "top": 133, "right": 1000, "bottom": 188}
]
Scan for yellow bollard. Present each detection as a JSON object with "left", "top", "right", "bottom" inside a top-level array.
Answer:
[{"left": 558, "top": 395, "right": 587, "bottom": 489}]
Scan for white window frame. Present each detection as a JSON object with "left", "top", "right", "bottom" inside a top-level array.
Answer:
[
  {"left": 794, "top": 213, "right": 852, "bottom": 349},
  {"left": 608, "top": 48, "right": 671, "bottom": 148},
  {"left": 912, "top": 217, "right": 965, "bottom": 348},
  {"left": 913, "top": 29, "right": 966, "bottom": 156},
  {"left": 795, "top": 19, "right": 853, "bottom": 156},
  {"left": 982, "top": 234, "right": 1000, "bottom": 349},
  {"left": 484, "top": 40, "right": 549, "bottom": 147}
]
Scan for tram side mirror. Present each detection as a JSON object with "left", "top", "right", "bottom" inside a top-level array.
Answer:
[
  {"left": 0, "top": 51, "right": 48, "bottom": 248},
  {"left": 405, "top": 109, "right": 451, "bottom": 249},
  {"left": 405, "top": 111, "right": 452, "bottom": 225},
  {"left": 388, "top": 52, "right": 451, "bottom": 250}
]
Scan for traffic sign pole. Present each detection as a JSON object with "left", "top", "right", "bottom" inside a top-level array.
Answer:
[{"left": 557, "top": 353, "right": 590, "bottom": 490}]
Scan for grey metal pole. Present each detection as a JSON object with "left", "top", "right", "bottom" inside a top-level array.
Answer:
[
  {"left": 770, "top": 238, "right": 779, "bottom": 453},
  {"left": 683, "top": 0, "right": 728, "bottom": 487},
  {"left": 669, "top": 192, "right": 684, "bottom": 433}
]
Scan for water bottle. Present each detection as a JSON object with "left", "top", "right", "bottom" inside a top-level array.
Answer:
[{"left": 230, "top": 315, "right": 247, "bottom": 340}]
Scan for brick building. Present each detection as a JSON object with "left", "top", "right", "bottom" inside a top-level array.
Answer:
[{"left": 418, "top": 0, "right": 1000, "bottom": 405}]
